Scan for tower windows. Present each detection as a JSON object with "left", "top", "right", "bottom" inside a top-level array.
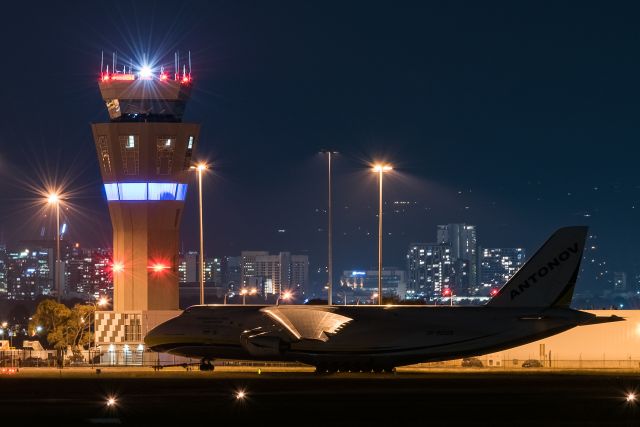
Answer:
[
  {"left": 183, "top": 136, "right": 195, "bottom": 170},
  {"left": 156, "top": 137, "right": 175, "bottom": 175},
  {"left": 96, "top": 136, "right": 112, "bottom": 174},
  {"left": 119, "top": 135, "right": 139, "bottom": 175}
]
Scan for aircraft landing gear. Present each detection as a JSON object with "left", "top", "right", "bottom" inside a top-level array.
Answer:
[{"left": 199, "top": 359, "right": 214, "bottom": 371}]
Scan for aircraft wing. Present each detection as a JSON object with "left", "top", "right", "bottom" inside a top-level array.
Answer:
[{"left": 260, "top": 306, "right": 353, "bottom": 342}]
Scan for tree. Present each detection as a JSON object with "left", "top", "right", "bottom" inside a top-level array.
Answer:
[{"left": 29, "top": 299, "right": 95, "bottom": 352}]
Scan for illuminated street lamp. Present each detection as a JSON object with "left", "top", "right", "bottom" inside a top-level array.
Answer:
[
  {"left": 371, "top": 164, "right": 392, "bottom": 305},
  {"left": 47, "top": 192, "right": 62, "bottom": 302},
  {"left": 320, "top": 149, "right": 338, "bottom": 305},
  {"left": 240, "top": 288, "right": 248, "bottom": 305},
  {"left": 277, "top": 290, "right": 293, "bottom": 306},
  {"left": 190, "top": 162, "right": 209, "bottom": 305}
]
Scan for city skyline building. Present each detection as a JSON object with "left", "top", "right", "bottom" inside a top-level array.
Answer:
[
  {"left": 406, "top": 243, "right": 453, "bottom": 299},
  {"left": 478, "top": 247, "right": 526, "bottom": 296},
  {"left": 437, "top": 224, "right": 478, "bottom": 295},
  {"left": 240, "top": 251, "right": 309, "bottom": 296},
  {"left": 340, "top": 268, "right": 407, "bottom": 302}
]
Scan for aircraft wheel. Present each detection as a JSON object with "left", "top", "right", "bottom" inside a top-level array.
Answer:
[{"left": 199, "top": 359, "right": 214, "bottom": 371}]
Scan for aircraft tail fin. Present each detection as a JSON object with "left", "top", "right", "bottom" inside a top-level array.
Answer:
[{"left": 486, "top": 226, "right": 588, "bottom": 308}]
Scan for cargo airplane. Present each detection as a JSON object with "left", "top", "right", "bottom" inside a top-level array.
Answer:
[{"left": 145, "top": 227, "right": 622, "bottom": 372}]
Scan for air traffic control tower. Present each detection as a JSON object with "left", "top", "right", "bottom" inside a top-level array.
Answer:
[{"left": 91, "top": 56, "right": 199, "bottom": 361}]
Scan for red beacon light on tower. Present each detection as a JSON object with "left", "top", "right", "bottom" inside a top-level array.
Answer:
[{"left": 149, "top": 262, "right": 170, "bottom": 273}]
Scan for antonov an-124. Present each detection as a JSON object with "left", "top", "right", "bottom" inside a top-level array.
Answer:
[{"left": 145, "top": 227, "right": 622, "bottom": 372}]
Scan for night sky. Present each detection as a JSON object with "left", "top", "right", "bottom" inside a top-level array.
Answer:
[{"left": 0, "top": 1, "right": 639, "bottom": 291}]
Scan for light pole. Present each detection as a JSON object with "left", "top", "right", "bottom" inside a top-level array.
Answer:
[
  {"left": 276, "top": 290, "right": 292, "bottom": 306},
  {"left": 372, "top": 164, "right": 392, "bottom": 305},
  {"left": 47, "top": 192, "right": 62, "bottom": 302},
  {"left": 190, "top": 162, "right": 208, "bottom": 305},
  {"left": 320, "top": 149, "right": 338, "bottom": 305}
]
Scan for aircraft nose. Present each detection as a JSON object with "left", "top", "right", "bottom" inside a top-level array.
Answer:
[
  {"left": 144, "top": 318, "right": 180, "bottom": 351},
  {"left": 144, "top": 323, "right": 165, "bottom": 350}
]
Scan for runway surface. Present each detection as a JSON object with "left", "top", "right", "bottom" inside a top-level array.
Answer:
[{"left": 1, "top": 367, "right": 638, "bottom": 426}]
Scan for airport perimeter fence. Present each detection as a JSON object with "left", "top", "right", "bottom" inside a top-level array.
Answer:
[
  {"left": 0, "top": 349, "right": 306, "bottom": 369},
  {"left": 2, "top": 350, "right": 639, "bottom": 370},
  {"left": 413, "top": 358, "right": 640, "bottom": 370}
]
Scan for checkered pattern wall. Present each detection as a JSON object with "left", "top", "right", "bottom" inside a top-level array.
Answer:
[{"left": 95, "top": 312, "right": 143, "bottom": 344}]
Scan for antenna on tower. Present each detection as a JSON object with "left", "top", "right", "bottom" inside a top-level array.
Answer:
[
  {"left": 188, "top": 50, "right": 192, "bottom": 77},
  {"left": 112, "top": 52, "right": 115, "bottom": 74},
  {"left": 100, "top": 51, "right": 104, "bottom": 74}
]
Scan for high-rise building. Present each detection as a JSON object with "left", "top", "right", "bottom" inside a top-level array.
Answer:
[
  {"left": 290, "top": 255, "right": 309, "bottom": 296},
  {"left": 240, "top": 251, "right": 309, "bottom": 295},
  {"left": 478, "top": 248, "right": 526, "bottom": 295},
  {"left": 240, "top": 251, "right": 269, "bottom": 288},
  {"left": 66, "top": 245, "right": 112, "bottom": 298},
  {"left": 406, "top": 243, "right": 453, "bottom": 299},
  {"left": 179, "top": 251, "right": 198, "bottom": 283},
  {"left": 340, "top": 268, "right": 407, "bottom": 302},
  {"left": 91, "top": 54, "right": 200, "bottom": 357},
  {"left": 437, "top": 224, "right": 478, "bottom": 295},
  {"left": 222, "top": 256, "right": 241, "bottom": 290},
  {"left": 5, "top": 247, "right": 52, "bottom": 299},
  {"left": 0, "top": 244, "right": 7, "bottom": 297},
  {"left": 204, "top": 257, "right": 222, "bottom": 285}
]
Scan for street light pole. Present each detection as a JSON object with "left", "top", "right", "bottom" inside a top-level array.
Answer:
[
  {"left": 190, "top": 163, "right": 208, "bottom": 306},
  {"left": 372, "top": 164, "right": 392, "bottom": 305},
  {"left": 48, "top": 192, "right": 62, "bottom": 303},
  {"left": 321, "top": 149, "right": 338, "bottom": 305},
  {"left": 198, "top": 166, "right": 205, "bottom": 305},
  {"left": 56, "top": 200, "right": 60, "bottom": 302}
]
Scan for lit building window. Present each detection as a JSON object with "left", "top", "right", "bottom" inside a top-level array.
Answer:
[
  {"left": 184, "top": 136, "right": 195, "bottom": 170},
  {"left": 97, "top": 136, "right": 112, "bottom": 174},
  {"left": 157, "top": 137, "right": 175, "bottom": 175},
  {"left": 119, "top": 135, "right": 139, "bottom": 175},
  {"left": 104, "top": 183, "right": 188, "bottom": 201}
]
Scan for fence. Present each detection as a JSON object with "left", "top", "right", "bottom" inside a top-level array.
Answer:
[{"left": 2, "top": 350, "right": 639, "bottom": 370}]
